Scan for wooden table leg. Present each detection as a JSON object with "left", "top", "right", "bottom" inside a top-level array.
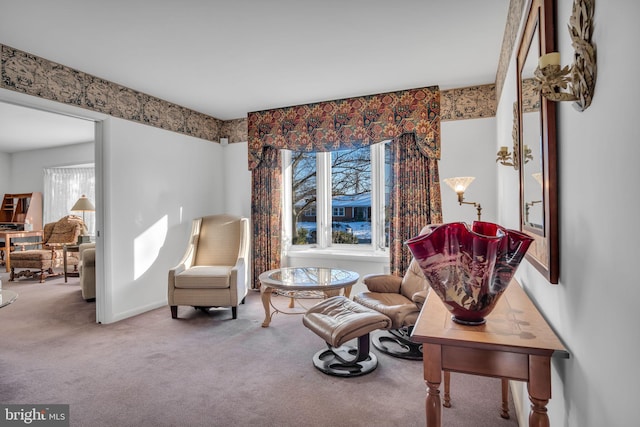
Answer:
[
  {"left": 501, "top": 378, "right": 510, "bottom": 419},
  {"left": 443, "top": 371, "right": 451, "bottom": 408},
  {"left": 260, "top": 285, "right": 273, "bottom": 327},
  {"left": 528, "top": 354, "right": 551, "bottom": 427},
  {"left": 424, "top": 343, "right": 442, "bottom": 427},
  {"left": 64, "top": 245, "right": 68, "bottom": 283},
  {"left": 5, "top": 236, "right": 11, "bottom": 272}
]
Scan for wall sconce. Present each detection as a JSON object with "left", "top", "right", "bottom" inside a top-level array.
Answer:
[
  {"left": 496, "top": 144, "right": 532, "bottom": 169},
  {"left": 533, "top": 0, "right": 596, "bottom": 111},
  {"left": 443, "top": 177, "right": 482, "bottom": 221}
]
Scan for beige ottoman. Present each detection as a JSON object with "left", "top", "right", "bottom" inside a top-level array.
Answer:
[{"left": 302, "top": 295, "right": 391, "bottom": 377}]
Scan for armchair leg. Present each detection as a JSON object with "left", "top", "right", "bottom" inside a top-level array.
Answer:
[
  {"left": 231, "top": 306, "right": 237, "bottom": 319},
  {"left": 170, "top": 306, "right": 178, "bottom": 319}
]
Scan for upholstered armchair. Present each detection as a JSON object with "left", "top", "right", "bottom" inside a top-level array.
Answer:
[
  {"left": 79, "top": 242, "right": 96, "bottom": 301},
  {"left": 10, "top": 215, "right": 86, "bottom": 283},
  {"left": 168, "top": 214, "right": 250, "bottom": 320}
]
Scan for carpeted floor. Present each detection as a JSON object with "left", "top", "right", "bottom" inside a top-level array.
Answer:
[{"left": 0, "top": 273, "right": 520, "bottom": 427}]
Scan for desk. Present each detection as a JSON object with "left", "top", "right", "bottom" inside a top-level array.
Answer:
[
  {"left": 0, "top": 230, "right": 44, "bottom": 272},
  {"left": 0, "top": 289, "right": 18, "bottom": 308},
  {"left": 259, "top": 267, "right": 359, "bottom": 327},
  {"left": 411, "top": 281, "right": 568, "bottom": 427}
]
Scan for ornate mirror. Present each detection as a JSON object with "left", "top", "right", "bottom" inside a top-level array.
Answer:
[{"left": 516, "top": 0, "right": 559, "bottom": 283}]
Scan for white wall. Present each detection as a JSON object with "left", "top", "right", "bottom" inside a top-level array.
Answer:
[
  {"left": 439, "top": 118, "right": 497, "bottom": 223},
  {"left": 8, "top": 142, "right": 94, "bottom": 193},
  {"left": 0, "top": 151, "right": 10, "bottom": 196},
  {"left": 222, "top": 141, "right": 252, "bottom": 218},
  {"left": 0, "top": 88, "right": 226, "bottom": 324},
  {"left": 101, "top": 117, "right": 224, "bottom": 323},
  {"left": 497, "top": 2, "right": 639, "bottom": 426}
]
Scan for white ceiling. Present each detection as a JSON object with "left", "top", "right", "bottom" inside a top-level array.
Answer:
[{"left": 0, "top": 0, "right": 510, "bottom": 151}]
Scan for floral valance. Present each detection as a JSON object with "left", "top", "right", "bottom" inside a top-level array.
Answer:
[{"left": 247, "top": 86, "right": 440, "bottom": 170}]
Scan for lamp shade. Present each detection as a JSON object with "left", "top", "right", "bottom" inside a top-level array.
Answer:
[
  {"left": 71, "top": 195, "right": 95, "bottom": 212},
  {"left": 443, "top": 177, "right": 476, "bottom": 194}
]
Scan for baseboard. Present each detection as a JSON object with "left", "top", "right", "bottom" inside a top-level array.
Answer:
[
  {"left": 510, "top": 379, "right": 526, "bottom": 426},
  {"left": 103, "top": 300, "right": 167, "bottom": 324}
]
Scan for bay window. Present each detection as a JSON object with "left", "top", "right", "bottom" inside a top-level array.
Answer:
[{"left": 282, "top": 141, "right": 391, "bottom": 252}]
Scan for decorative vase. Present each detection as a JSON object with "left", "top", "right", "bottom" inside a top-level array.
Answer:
[{"left": 405, "top": 221, "right": 533, "bottom": 325}]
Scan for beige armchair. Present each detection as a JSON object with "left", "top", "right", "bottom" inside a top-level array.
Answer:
[
  {"left": 79, "top": 242, "right": 96, "bottom": 301},
  {"left": 10, "top": 215, "right": 86, "bottom": 282},
  {"left": 168, "top": 214, "right": 250, "bottom": 320}
]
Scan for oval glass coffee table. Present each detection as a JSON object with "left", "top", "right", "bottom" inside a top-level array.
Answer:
[
  {"left": 0, "top": 289, "right": 18, "bottom": 308},
  {"left": 259, "top": 267, "right": 359, "bottom": 327}
]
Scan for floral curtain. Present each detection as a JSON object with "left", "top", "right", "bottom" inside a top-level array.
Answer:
[
  {"left": 247, "top": 86, "right": 440, "bottom": 169},
  {"left": 250, "top": 146, "right": 282, "bottom": 289},
  {"left": 248, "top": 86, "right": 441, "bottom": 285},
  {"left": 389, "top": 133, "right": 442, "bottom": 276}
]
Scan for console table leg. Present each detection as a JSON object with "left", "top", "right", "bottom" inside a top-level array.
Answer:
[
  {"left": 501, "top": 378, "right": 510, "bottom": 419},
  {"left": 528, "top": 354, "right": 551, "bottom": 427},
  {"left": 443, "top": 371, "right": 451, "bottom": 408},
  {"left": 529, "top": 397, "right": 549, "bottom": 427},
  {"left": 424, "top": 343, "right": 442, "bottom": 427}
]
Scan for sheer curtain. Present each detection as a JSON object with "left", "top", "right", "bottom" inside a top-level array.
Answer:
[{"left": 43, "top": 167, "right": 96, "bottom": 235}]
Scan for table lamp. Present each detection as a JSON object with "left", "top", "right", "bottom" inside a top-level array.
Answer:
[{"left": 71, "top": 195, "right": 95, "bottom": 244}]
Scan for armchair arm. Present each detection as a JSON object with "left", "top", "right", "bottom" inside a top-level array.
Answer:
[
  {"left": 230, "top": 256, "right": 247, "bottom": 305},
  {"left": 411, "top": 289, "right": 429, "bottom": 309},
  {"left": 13, "top": 240, "right": 44, "bottom": 250},
  {"left": 362, "top": 273, "right": 403, "bottom": 294}
]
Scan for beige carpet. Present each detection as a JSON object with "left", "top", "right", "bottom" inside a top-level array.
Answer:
[{"left": 0, "top": 272, "right": 519, "bottom": 427}]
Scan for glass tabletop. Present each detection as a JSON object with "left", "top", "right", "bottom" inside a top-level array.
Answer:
[
  {"left": 0, "top": 289, "right": 18, "bottom": 308},
  {"left": 259, "top": 267, "right": 359, "bottom": 291}
]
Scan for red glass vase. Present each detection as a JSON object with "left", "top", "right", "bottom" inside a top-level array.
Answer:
[{"left": 406, "top": 221, "right": 534, "bottom": 325}]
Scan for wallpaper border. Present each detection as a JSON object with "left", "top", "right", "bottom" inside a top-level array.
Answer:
[
  {"left": 2, "top": 12, "right": 524, "bottom": 147},
  {"left": 1, "top": 44, "right": 223, "bottom": 142}
]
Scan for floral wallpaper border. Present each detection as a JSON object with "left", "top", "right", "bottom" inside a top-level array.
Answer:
[
  {"left": 3, "top": 1, "right": 526, "bottom": 148},
  {"left": 1, "top": 44, "right": 223, "bottom": 142}
]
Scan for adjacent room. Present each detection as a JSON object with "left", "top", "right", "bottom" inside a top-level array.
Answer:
[{"left": 0, "top": 1, "right": 636, "bottom": 426}]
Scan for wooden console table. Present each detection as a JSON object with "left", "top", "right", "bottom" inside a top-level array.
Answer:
[
  {"left": 411, "top": 280, "right": 569, "bottom": 427},
  {"left": 0, "top": 229, "right": 44, "bottom": 272}
]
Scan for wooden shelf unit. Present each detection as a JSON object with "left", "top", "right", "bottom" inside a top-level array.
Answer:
[{"left": 0, "top": 192, "right": 43, "bottom": 231}]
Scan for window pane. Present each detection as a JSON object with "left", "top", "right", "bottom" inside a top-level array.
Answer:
[
  {"left": 384, "top": 141, "right": 392, "bottom": 248},
  {"left": 331, "top": 147, "right": 370, "bottom": 245},
  {"left": 291, "top": 151, "right": 317, "bottom": 245}
]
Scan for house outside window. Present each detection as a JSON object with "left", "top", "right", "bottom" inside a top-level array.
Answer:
[{"left": 282, "top": 141, "right": 390, "bottom": 251}]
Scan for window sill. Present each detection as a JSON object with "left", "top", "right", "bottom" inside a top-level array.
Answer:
[{"left": 285, "top": 248, "right": 389, "bottom": 263}]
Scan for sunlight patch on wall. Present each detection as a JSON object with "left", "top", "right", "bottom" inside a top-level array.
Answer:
[{"left": 134, "top": 215, "right": 168, "bottom": 280}]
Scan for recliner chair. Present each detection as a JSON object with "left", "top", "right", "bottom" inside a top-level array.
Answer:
[
  {"left": 354, "top": 258, "right": 428, "bottom": 359},
  {"left": 354, "top": 234, "right": 510, "bottom": 419}
]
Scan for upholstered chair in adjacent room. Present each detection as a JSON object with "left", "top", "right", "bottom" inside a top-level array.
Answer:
[
  {"left": 9, "top": 215, "right": 86, "bottom": 283},
  {"left": 168, "top": 214, "right": 250, "bottom": 320},
  {"left": 79, "top": 242, "right": 96, "bottom": 301}
]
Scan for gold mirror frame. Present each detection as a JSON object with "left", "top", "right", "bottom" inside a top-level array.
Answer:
[{"left": 517, "top": 0, "right": 559, "bottom": 284}]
